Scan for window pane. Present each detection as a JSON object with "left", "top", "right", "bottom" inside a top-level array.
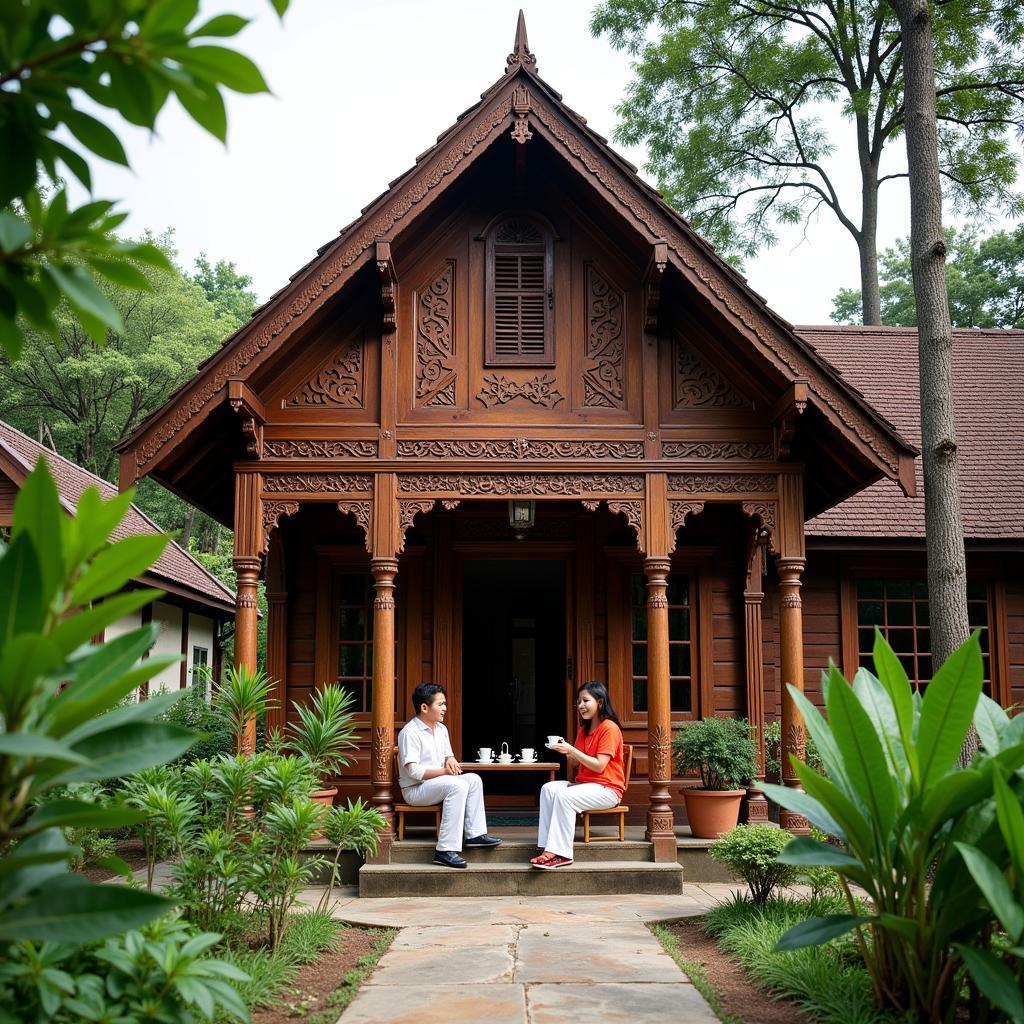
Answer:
[
  {"left": 338, "top": 644, "right": 364, "bottom": 677},
  {"left": 667, "top": 576, "right": 689, "bottom": 605},
  {"left": 632, "top": 644, "right": 648, "bottom": 678},
  {"left": 857, "top": 579, "right": 883, "bottom": 599},
  {"left": 918, "top": 629, "right": 930, "bottom": 655},
  {"left": 887, "top": 601, "right": 913, "bottom": 627},
  {"left": 858, "top": 627, "right": 875, "bottom": 655},
  {"left": 917, "top": 656, "right": 932, "bottom": 681},
  {"left": 916, "top": 600, "right": 930, "bottom": 626},
  {"left": 967, "top": 580, "right": 987, "bottom": 601},
  {"left": 339, "top": 574, "right": 365, "bottom": 605},
  {"left": 669, "top": 644, "right": 691, "bottom": 677},
  {"left": 668, "top": 608, "right": 690, "bottom": 640},
  {"left": 968, "top": 602, "right": 989, "bottom": 627},
  {"left": 858, "top": 600, "right": 883, "bottom": 627},
  {"left": 978, "top": 628, "right": 990, "bottom": 653},
  {"left": 632, "top": 678, "right": 648, "bottom": 713},
  {"left": 670, "top": 679, "right": 692, "bottom": 714},
  {"left": 339, "top": 607, "right": 365, "bottom": 641},
  {"left": 887, "top": 581, "right": 913, "bottom": 600},
  {"left": 914, "top": 580, "right": 928, "bottom": 599},
  {"left": 889, "top": 629, "right": 915, "bottom": 654},
  {"left": 898, "top": 654, "right": 916, "bottom": 678},
  {"left": 631, "top": 607, "right": 647, "bottom": 641}
]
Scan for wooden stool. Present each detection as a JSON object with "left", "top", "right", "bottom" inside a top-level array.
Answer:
[
  {"left": 581, "top": 744, "right": 633, "bottom": 843},
  {"left": 392, "top": 746, "right": 442, "bottom": 841}
]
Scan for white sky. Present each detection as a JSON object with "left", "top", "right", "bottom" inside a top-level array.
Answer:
[{"left": 79, "top": 0, "right": 1018, "bottom": 324}]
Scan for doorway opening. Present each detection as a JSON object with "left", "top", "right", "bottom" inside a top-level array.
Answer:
[{"left": 461, "top": 558, "right": 567, "bottom": 804}]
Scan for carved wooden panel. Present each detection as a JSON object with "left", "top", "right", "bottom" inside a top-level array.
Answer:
[
  {"left": 263, "top": 474, "right": 373, "bottom": 493},
  {"left": 668, "top": 473, "right": 776, "bottom": 494},
  {"left": 663, "top": 441, "right": 772, "bottom": 460},
  {"left": 476, "top": 373, "right": 564, "bottom": 408},
  {"left": 582, "top": 264, "right": 625, "bottom": 409},
  {"left": 396, "top": 439, "right": 643, "bottom": 460},
  {"left": 673, "top": 331, "right": 750, "bottom": 409},
  {"left": 398, "top": 473, "right": 644, "bottom": 496},
  {"left": 287, "top": 330, "right": 364, "bottom": 408},
  {"left": 264, "top": 439, "right": 377, "bottom": 458},
  {"left": 337, "top": 500, "right": 372, "bottom": 553},
  {"left": 415, "top": 262, "right": 456, "bottom": 407}
]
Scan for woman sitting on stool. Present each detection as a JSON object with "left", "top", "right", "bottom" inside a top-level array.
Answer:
[{"left": 532, "top": 681, "right": 625, "bottom": 869}]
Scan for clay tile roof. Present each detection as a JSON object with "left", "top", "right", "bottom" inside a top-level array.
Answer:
[
  {"left": 0, "top": 421, "right": 236, "bottom": 612},
  {"left": 798, "top": 326, "right": 1024, "bottom": 541}
]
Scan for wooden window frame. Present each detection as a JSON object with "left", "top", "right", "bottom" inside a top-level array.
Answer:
[
  {"left": 839, "top": 555, "right": 1008, "bottom": 704},
  {"left": 606, "top": 546, "right": 715, "bottom": 728},
  {"left": 483, "top": 213, "right": 555, "bottom": 367}
]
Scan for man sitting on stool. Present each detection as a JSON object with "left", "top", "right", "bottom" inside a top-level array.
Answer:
[{"left": 397, "top": 683, "right": 502, "bottom": 868}]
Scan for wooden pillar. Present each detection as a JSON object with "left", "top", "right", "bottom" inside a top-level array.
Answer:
[
  {"left": 233, "top": 470, "right": 263, "bottom": 755},
  {"left": 776, "top": 472, "right": 809, "bottom": 833},
  {"left": 644, "top": 556, "right": 676, "bottom": 860},
  {"left": 265, "top": 529, "right": 288, "bottom": 738},
  {"left": 370, "top": 557, "right": 398, "bottom": 822},
  {"left": 743, "top": 542, "right": 769, "bottom": 821}
]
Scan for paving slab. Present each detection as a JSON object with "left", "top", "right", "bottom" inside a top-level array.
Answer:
[
  {"left": 340, "top": 982, "right": 527, "bottom": 1024},
  {"left": 527, "top": 982, "right": 719, "bottom": 1024},
  {"left": 391, "top": 924, "right": 517, "bottom": 948},
  {"left": 369, "top": 944, "right": 516, "bottom": 985}
]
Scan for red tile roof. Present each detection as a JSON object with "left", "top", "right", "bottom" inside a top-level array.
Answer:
[
  {"left": 0, "top": 421, "right": 236, "bottom": 613},
  {"left": 799, "top": 326, "right": 1024, "bottom": 540}
]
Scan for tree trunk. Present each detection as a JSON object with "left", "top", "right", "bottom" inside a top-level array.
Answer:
[
  {"left": 859, "top": 162, "right": 882, "bottom": 325},
  {"left": 179, "top": 507, "right": 195, "bottom": 549},
  {"left": 893, "top": 0, "right": 970, "bottom": 675}
]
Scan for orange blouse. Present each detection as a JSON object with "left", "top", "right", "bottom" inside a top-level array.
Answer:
[{"left": 573, "top": 719, "right": 625, "bottom": 800}]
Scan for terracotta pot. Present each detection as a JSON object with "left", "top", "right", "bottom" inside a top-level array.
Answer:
[
  {"left": 310, "top": 787, "right": 337, "bottom": 840},
  {"left": 682, "top": 788, "right": 745, "bottom": 839}
]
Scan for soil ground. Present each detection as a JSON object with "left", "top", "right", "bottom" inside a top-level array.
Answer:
[{"left": 79, "top": 837, "right": 148, "bottom": 882}]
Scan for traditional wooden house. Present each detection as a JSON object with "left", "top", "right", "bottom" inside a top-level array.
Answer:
[{"left": 115, "top": 16, "right": 1020, "bottom": 864}]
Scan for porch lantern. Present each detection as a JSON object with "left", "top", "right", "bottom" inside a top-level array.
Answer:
[{"left": 508, "top": 500, "right": 536, "bottom": 540}]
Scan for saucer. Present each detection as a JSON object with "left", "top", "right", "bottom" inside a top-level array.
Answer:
[
  {"left": 544, "top": 743, "right": 561, "bottom": 750},
  {"left": 476, "top": 758, "right": 493, "bottom": 763},
  {"left": 520, "top": 758, "right": 538, "bottom": 764}
]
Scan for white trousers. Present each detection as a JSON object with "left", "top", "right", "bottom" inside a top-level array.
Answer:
[
  {"left": 401, "top": 773, "right": 487, "bottom": 852},
  {"left": 538, "top": 780, "right": 619, "bottom": 860}
]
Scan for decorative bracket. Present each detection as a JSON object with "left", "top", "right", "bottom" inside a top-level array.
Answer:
[
  {"left": 741, "top": 500, "right": 779, "bottom": 557},
  {"left": 668, "top": 500, "right": 704, "bottom": 554},
  {"left": 510, "top": 84, "right": 533, "bottom": 144},
  {"left": 228, "top": 379, "right": 266, "bottom": 458},
  {"left": 398, "top": 500, "right": 435, "bottom": 553},
  {"left": 337, "top": 500, "right": 373, "bottom": 554},
  {"left": 260, "top": 499, "right": 299, "bottom": 553},
  {"left": 607, "top": 499, "right": 645, "bottom": 553},
  {"left": 375, "top": 240, "right": 397, "bottom": 338},
  {"left": 771, "top": 379, "right": 809, "bottom": 459},
  {"left": 643, "top": 242, "right": 668, "bottom": 338}
]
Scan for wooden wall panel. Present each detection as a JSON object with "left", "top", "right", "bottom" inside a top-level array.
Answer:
[
  {"left": 1005, "top": 555, "right": 1024, "bottom": 709},
  {"left": 800, "top": 552, "right": 843, "bottom": 708},
  {"left": 0, "top": 473, "right": 16, "bottom": 523}
]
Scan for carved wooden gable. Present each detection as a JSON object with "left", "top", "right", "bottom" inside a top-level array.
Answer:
[
  {"left": 286, "top": 329, "right": 365, "bottom": 408},
  {"left": 582, "top": 264, "right": 625, "bottom": 410},
  {"left": 415, "top": 262, "right": 456, "bottom": 407},
  {"left": 672, "top": 331, "right": 752, "bottom": 410}
]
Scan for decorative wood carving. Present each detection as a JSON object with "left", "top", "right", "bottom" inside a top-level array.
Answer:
[
  {"left": 582, "top": 265, "right": 625, "bottom": 409},
  {"left": 663, "top": 441, "right": 772, "bottom": 460},
  {"left": 741, "top": 500, "right": 779, "bottom": 555},
  {"left": 416, "top": 262, "right": 456, "bottom": 407},
  {"left": 580, "top": 500, "right": 600, "bottom": 512},
  {"left": 263, "top": 474, "right": 373, "bottom": 493},
  {"left": 398, "top": 474, "right": 643, "bottom": 495},
  {"left": 510, "top": 83, "right": 533, "bottom": 144},
  {"left": 451, "top": 516, "right": 574, "bottom": 541},
  {"left": 649, "top": 815, "right": 674, "bottom": 834},
  {"left": 746, "top": 798, "right": 770, "bottom": 822},
  {"left": 260, "top": 500, "right": 299, "bottom": 553},
  {"left": 476, "top": 374, "right": 564, "bottom": 408},
  {"left": 781, "top": 590, "right": 803, "bottom": 609},
  {"left": 440, "top": 499, "right": 461, "bottom": 510},
  {"left": 607, "top": 500, "right": 643, "bottom": 545},
  {"left": 668, "top": 473, "right": 775, "bottom": 494},
  {"left": 287, "top": 333, "right": 363, "bottom": 407},
  {"left": 372, "top": 725, "right": 392, "bottom": 783},
  {"left": 506, "top": 11, "right": 537, "bottom": 72},
  {"left": 670, "top": 501, "right": 705, "bottom": 531},
  {"left": 337, "top": 500, "right": 372, "bottom": 553},
  {"left": 649, "top": 723, "right": 670, "bottom": 782},
  {"left": 376, "top": 241, "right": 397, "bottom": 337},
  {"left": 240, "top": 417, "right": 262, "bottom": 458},
  {"left": 228, "top": 381, "right": 265, "bottom": 458},
  {"left": 643, "top": 243, "right": 668, "bottom": 335},
  {"left": 771, "top": 379, "right": 810, "bottom": 458},
  {"left": 787, "top": 722, "right": 807, "bottom": 763},
  {"left": 396, "top": 439, "right": 644, "bottom": 460},
  {"left": 674, "top": 332, "right": 750, "bottom": 408},
  {"left": 398, "top": 500, "right": 434, "bottom": 551},
  {"left": 264, "top": 439, "right": 377, "bottom": 459}
]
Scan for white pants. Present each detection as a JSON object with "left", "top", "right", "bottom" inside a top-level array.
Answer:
[
  {"left": 538, "top": 780, "right": 619, "bottom": 860},
  {"left": 401, "top": 773, "right": 487, "bottom": 852}
]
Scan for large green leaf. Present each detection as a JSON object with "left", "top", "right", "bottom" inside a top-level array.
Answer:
[
  {"left": 0, "top": 532, "right": 45, "bottom": 647},
  {"left": 0, "top": 882, "right": 171, "bottom": 942},
  {"left": 69, "top": 485, "right": 136, "bottom": 565},
  {"left": 23, "top": 800, "right": 145, "bottom": 835},
  {"left": 852, "top": 667, "right": 909, "bottom": 786},
  {"left": 825, "top": 667, "right": 897, "bottom": 835},
  {"left": 0, "top": 830, "right": 76, "bottom": 903},
  {"left": 788, "top": 682, "right": 846, "bottom": 786},
  {"left": 0, "top": 733, "right": 88, "bottom": 765},
  {"left": 871, "top": 630, "right": 917, "bottom": 778},
  {"left": 918, "top": 770, "right": 992, "bottom": 838},
  {"left": 42, "top": 264, "right": 125, "bottom": 334},
  {"left": 918, "top": 633, "right": 984, "bottom": 788},
  {"left": 48, "top": 589, "right": 162, "bottom": 659},
  {"left": 173, "top": 44, "right": 270, "bottom": 94},
  {"left": 955, "top": 944, "right": 1024, "bottom": 1022},
  {"left": 10, "top": 461, "right": 65, "bottom": 605},
  {"left": 994, "top": 769, "right": 1024, "bottom": 879},
  {"left": 955, "top": 842, "right": 1024, "bottom": 941},
  {"left": 0, "top": 635, "right": 62, "bottom": 720},
  {"left": 974, "top": 694, "right": 1010, "bottom": 754},
  {"left": 793, "top": 760, "right": 874, "bottom": 857},
  {"left": 776, "top": 914, "right": 869, "bottom": 951},
  {"left": 56, "top": 721, "right": 196, "bottom": 783},
  {"left": 61, "top": 108, "right": 130, "bottom": 166},
  {"left": 70, "top": 534, "right": 169, "bottom": 605},
  {"left": 777, "top": 835, "right": 862, "bottom": 869},
  {"left": 61, "top": 687, "right": 187, "bottom": 745},
  {"left": 760, "top": 781, "right": 845, "bottom": 839}
]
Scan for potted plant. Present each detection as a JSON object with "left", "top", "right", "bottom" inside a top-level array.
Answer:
[
  {"left": 673, "top": 717, "right": 758, "bottom": 838},
  {"left": 285, "top": 685, "right": 359, "bottom": 810}
]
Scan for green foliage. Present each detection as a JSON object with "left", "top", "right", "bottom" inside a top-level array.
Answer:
[
  {"left": 211, "top": 666, "right": 276, "bottom": 754},
  {"left": 190, "top": 254, "right": 258, "bottom": 324},
  {"left": 833, "top": 225, "right": 1024, "bottom": 328},
  {"left": 0, "top": 0, "right": 288, "bottom": 359},
  {"left": 704, "top": 894, "right": 894, "bottom": 1024},
  {"left": 163, "top": 685, "right": 234, "bottom": 764},
  {"left": 316, "top": 799, "right": 388, "bottom": 915},
  {"left": 765, "top": 631, "right": 1024, "bottom": 1020},
  {"left": 285, "top": 685, "right": 360, "bottom": 785},
  {"left": 763, "top": 718, "right": 824, "bottom": 783},
  {"left": 0, "top": 461, "right": 200, "bottom": 942},
  {"left": 591, "top": 0, "right": 1024, "bottom": 278},
  {"left": 673, "top": 716, "right": 758, "bottom": 790},
  {"left": 0, "top": 912, "right": 251, "bottom": 1024},
  {"left": 710, "top": 824, "right": 799, "bottom": 903}
]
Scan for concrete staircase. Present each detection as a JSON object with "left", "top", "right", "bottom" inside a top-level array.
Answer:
[{"left": 358, "top": 838, "right": 685, "bottom": 897}]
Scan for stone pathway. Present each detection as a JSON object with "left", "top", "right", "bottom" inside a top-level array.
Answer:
[{"left": 298, "top": 884, "right": 744, "bottom": 1024}]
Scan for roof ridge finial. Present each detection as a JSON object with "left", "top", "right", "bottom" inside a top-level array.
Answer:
[{"left": 506, "top": 10, "right": 537, "bottom": 74}]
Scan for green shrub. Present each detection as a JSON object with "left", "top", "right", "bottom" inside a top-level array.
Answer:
[
  {"left": 673, "top": 716, "right": 758, "bottom": 790},
  {"left": 162, "top": 685, "right": 234, "bottom": 763},
  {"left": 763, "top": 719, "right": 823, "bottom": 781},
  {"left": 710, "top": 824, "right": 798, "bottom": 902}
]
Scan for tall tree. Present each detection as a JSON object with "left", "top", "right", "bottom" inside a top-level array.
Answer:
[
  {"left": 191, "top": 253, "right": 258, "bottom": 323},
  {"left": 833, "top": 225, "right": 1024, "bottom": 327},
  {"left": 892, "top": 0, "right": 968, "bottom": 675},
  {"left": 591, "top": 0, "right": 1024, "bottom": 324}
]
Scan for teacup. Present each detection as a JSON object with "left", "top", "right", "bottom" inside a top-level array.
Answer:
[
  {"left": 520, "top": 747, "right": 536, "bottom": 762},
  {"left": 477, "top": 747, "right": 492, "bottom": 761},
  {"left": 546, "top": 735, "right": 563, "bottom": 746}
]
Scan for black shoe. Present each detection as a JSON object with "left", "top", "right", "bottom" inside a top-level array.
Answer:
[
  {"left": 465, "top": 834, "right": 503, "bottom": 848},
  {"left": 433, "top": 850, "right": 468, "bottom": 868}
]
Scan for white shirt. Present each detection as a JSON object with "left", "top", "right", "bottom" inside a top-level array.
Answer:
[{"left": 397, "top": 716, "right": 454, "bottom": 791}]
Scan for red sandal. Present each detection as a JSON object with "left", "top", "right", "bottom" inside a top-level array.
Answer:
[{"left": 532, "top": 854, "right": 573, "bottom": 870}]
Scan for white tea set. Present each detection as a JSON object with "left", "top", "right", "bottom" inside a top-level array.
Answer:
[{"left": 476, "top": 741, "right": 538, "bottom": 764}]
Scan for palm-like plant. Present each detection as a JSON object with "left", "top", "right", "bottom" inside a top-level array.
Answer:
[
  {"left": 210, "top": 665, "right": 276, "bottom": 754},
  {"left": 285, "top": 686, "right": 360, "bottom": 791}
]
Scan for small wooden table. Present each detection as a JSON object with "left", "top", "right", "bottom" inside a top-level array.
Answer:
[{"left": 459, "top": 761, "right": 560, "bottom": 784}]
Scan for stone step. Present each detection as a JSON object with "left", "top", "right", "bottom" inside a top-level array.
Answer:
[
  {"left": 389, "top": 839, "right": 654, "bottom": 864},
  {"left": 358, "top": 860, "right": 685, "bottom": 898}
]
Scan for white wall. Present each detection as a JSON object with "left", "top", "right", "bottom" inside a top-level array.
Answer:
[
  {"left": 149, "top": 601, "right": 183, "bottom": 694},
  {"left": 186, "top": 613, "right": 215, "bottom": 694}
]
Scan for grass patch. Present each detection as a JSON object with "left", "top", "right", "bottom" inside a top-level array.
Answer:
[
  {"left": 305, "top": 928, "right": 397, "bottom": 1024},
  {"left": 214, "top": 911, "right": 340, "bottom": 1021},
  {"left": 651, "top": 923, "right": 744, "bottom": 1024},
  {"left": 704, "top": 895, "right": 901, "bottom": 1024}
]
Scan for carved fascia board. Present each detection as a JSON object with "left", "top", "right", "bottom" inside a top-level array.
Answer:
[
  {"left": 228, "top": 379, "right": 265, "bottom": 458},
  {"left": 643, "top": 242, "right": 668, "bottom": 336},
  {"left": 337, "top": 500, "right": 373, "bottom": 553},
  {"left": 397, "top": 473, "right": 644, "bottom": 497},
  {"left": 375, "top": 240, "right": 397, "bottom": 337},
  {"left": 771, "top": 379, "right": 809, "bottom": 459}
]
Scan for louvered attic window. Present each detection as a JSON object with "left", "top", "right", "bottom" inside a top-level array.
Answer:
[{"left": 485, "top": 217, "right": 554, "bottom": 365}]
